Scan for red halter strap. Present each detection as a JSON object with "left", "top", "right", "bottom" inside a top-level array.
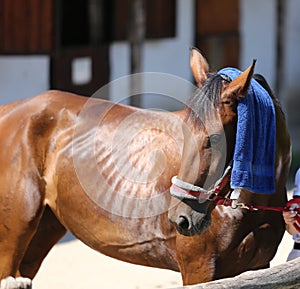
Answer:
[
  {"left": 170, "top": 164, "right": 232, "bottom": 202},
  {"left": 169, "top": 164, "right": 300, "bottom": 233}
]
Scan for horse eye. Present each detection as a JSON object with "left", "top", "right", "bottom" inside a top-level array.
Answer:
[
  {"left": 209, "top": 134, "right": 222, "bottom": 146},
  {"left": 222, "top": 98, "right": 233, "bottom": 106}
]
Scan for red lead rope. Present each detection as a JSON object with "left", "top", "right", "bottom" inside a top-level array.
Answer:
[
  {"left": 214, "top": 196, "right": 300, "bottom": 233},
  {"left": 170, "top": 165, "right": 300, "bottom": 232}
]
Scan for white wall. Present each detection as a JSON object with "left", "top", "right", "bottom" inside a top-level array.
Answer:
[
  {"left": 284, "top": 0, "right": 300, "bottom": 88},
  {"left": 109, "top": 0, "right": 195, "bottom": 110},
  {"left": 240, "top": 0, "right": 277, "bottom": 88},
  {"left": 241, "top": 0, "right": 300, "bottom": 150},
  {"left": 0, "top": 56, "right": 49, "bottom": 105},
  {"left": 283, "top": 0, "right": 300, "bottom": 149}
]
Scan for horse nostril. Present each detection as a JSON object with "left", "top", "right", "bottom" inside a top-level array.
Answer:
[{"left": 177, "top": 215, "right": 191, "bottom": 230}]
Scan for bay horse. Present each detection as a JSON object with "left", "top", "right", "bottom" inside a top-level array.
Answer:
[{"left": 0, "top": 49, "right": 290, "bottom": 288}]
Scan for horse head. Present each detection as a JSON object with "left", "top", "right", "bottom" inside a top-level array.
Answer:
[{"left": 168, "top": 48, "right": 255, "bottom": 236}]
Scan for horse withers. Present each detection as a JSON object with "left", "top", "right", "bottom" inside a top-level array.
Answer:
[{"left": 0, "top": 49, "right": 291, "bottom": 288}]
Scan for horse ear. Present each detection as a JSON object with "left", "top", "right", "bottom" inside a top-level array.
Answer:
[
  {"left": 190, "top": 47, "right": 209, "bottom": 87},
  {"left": 221, "top": 59, "right": 256, "bottom": 101}
]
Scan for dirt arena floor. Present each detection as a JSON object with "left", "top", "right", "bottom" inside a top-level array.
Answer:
[{"left": 32, "top": 224, "right": 294, "bottom": 289}]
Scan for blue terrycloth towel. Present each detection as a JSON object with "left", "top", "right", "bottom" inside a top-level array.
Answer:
[{"left": 218, "top": 67, "right": 276, "bottom": 194}]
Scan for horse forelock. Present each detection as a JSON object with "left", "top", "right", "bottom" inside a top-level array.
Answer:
[{"left": 186, "top": 73, "right": 225, "bottom": 127}]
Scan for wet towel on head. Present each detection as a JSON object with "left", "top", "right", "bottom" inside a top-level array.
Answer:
[{"left": 218, "top": 67, "right": 276, "bottom": 194}]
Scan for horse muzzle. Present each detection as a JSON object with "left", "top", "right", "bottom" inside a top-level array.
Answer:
[{"left": 168, "top": 201, "right": 213, "bottom": 236}]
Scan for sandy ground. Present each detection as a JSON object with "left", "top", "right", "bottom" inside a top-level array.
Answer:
[{"left": 32, "top": 230, "right": 294, "bottom": 289}]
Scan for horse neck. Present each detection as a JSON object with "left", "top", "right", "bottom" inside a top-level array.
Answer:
[{"left": 273, "top": 100, "right": 291, "bottom": 186}]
